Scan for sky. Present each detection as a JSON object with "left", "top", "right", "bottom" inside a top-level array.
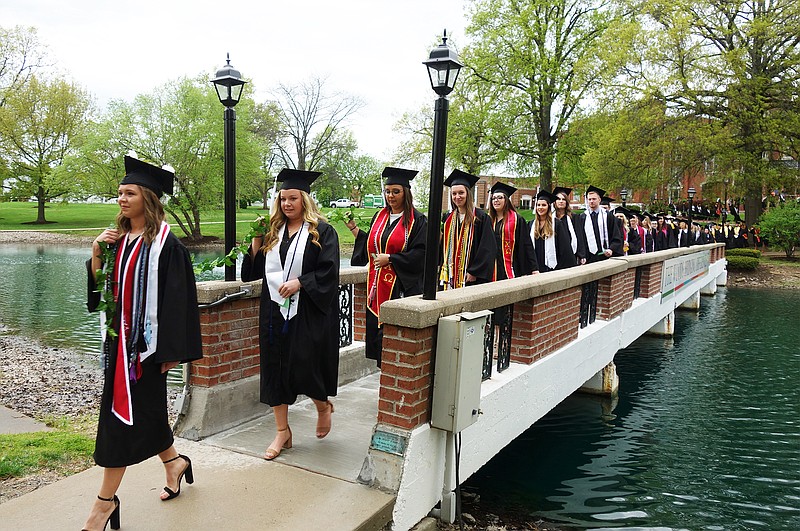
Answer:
[{"left": 1, "top": 0, "right": 469, "bottom": 159}]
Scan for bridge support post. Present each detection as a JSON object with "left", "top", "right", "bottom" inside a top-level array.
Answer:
[
  {"left": 700, "top": 279, "right": 717, "bottom": 296},
  {"left": 648, "top": 310, "right": 674, "bottom": 336},
  {"left": 716, "top": 269, "right": 728, "bottom": 286},
  {"left": 579, "top": 362, "right": 619, "bottom": 397},
  {"left": 679, "top": 290, "right": 701, "bottom": 311}
]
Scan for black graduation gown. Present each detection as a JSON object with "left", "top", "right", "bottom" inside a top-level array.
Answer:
[
  {"left": 530, "top": 217, "right": 576, "bottom": 273},
  {"left": 628, "top": 226, "right": 643, "bottom": 255},
  {"left": 85, "top": 232, "right": 203, "bottom": 468},
  {"left": 351, "top": 209, "right": 427, "bottom": 365},
  {"left": 492, "top": 212, "right": 537, "bottom": 280},
  {"left": 440, "top": 208, "right": 497, "bottom": 287},
  {"left": 241, "top": 222, "right": 340, "bottom": 406},
  {"left": 654, "top": 227, "right": 671, "bottom": 251},
  {"left": 576, "top": 209, "right": 624, "bottom": 263}
]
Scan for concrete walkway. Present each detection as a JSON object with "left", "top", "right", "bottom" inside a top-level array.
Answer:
[
  {"left": 0, "top": 373, "right": 395, "bottom": 530},
  {"left": 0, "top": 404, "right": 52, "bottom": 434}
]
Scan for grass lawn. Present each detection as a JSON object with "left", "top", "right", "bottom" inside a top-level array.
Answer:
[
  {"left": 0, "top": 202, "right": 381, "bottom": 246},
  {"left": 0, "top": 416, "right": 95, "bottom": 479}
]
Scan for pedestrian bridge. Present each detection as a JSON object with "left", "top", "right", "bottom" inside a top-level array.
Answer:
[{"left": 179, "top": 243, "right": 727, "bottom": 530}]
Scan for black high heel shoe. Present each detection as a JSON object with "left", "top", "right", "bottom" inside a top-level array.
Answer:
[
  {"left": 161, "top": 454, "right": 194, "bottom": 501},
  {"left": 82, "top": 494, "right": 120, "bottom": 531}
]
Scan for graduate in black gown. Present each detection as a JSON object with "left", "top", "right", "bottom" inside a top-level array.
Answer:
[
  {"left": 488, "top": 181, "right": 537, "bottom": 280},
  {"left": 439, "top": 169, "right": 497, "bottom": 289},
  {"left": 241, "top": 168, "right": 340, "bottom": 460},
  {"left": 348, "top": 167, "right": 427, "bottom": 367},
  {"left": 576, "top": 185, "right": 624, "bottom": 264},
  {"left": 529, "top": 190, "right": 577, "bottom": 272},
  {"left": 83, "top": 155, "right": 202, "bottom": 531},
  {"left": 553, "top": 187, "right": 580, "bottom": 263}
]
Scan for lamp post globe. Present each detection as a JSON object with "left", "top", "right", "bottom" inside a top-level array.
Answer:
[
  {"left": 422, "top": 30, "right": 464, "bottom": 97},
  {"left": 687, "top": 186, "right": 696, "bottom": 238},
  {"left": 422, "top": 31, "right": 462, "bottom": 300},
  {"left": 620, "top": 188, "right": 628, "bottom": 208},
  {"left": 211, "top": 54, "right": 247, "bottom": 281}
]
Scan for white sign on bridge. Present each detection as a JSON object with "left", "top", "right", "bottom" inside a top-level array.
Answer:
[{"left": 661, "top": 251, "right": 711, "bottom": 301}]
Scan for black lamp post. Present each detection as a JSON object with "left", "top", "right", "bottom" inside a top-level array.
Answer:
[
  {"left": 722, "top": 177, "right": 729, "bottom": 221},
  {"left": 422, "top": 30, "right": 463, "bottom": 300},
  {"left": 211, "top": 54, "right": 246, "bottom": 281},
  {"left": 687, "top": 186, "right": 696, "bottom": 242},
  {"left": 620, "top": 188, "right": 628, "bottom": 208}
]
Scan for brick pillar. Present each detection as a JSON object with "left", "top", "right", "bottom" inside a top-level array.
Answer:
[
  {"left": 637, "top": 263, "right": 663, "bottom": 299},
  {"left": 597, "top": 269, "right": 635, "bottom": 320},
  {"left": 511, "top": 287, "right": 581, "bottom": 364},
  {"left": 191, "top": 298, "right": 261, "bottom": 387},
  {"left": 377, "top": 324, "right": 436, "bottom": 430},
  {"left": 353, "top": 282, "right": 367, "bottom": 342}
]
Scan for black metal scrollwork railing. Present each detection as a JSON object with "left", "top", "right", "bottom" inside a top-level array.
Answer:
[
  {"left": 579, "top": 280, "right": 599, "bottom": 329},
  {"left": 634, "top": 267, "right": 643, "bottom": 299},
  {"left": 482, "top": 304, "right": 513, "bottom": 380},
  {"left": 338, "top": 284, "right": 353, "bottom": 348}
]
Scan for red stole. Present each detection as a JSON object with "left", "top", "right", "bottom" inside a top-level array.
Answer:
[
  {"left": 111, "top": 237, "right": 144, "bottom": 425},
  {"left": 367, "top": 209, "right": 414, "bottom": 322},
  {"left": 493, "top": 212, "right": 518, "bottom": 280}
]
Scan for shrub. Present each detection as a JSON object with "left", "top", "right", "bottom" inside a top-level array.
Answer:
[
  {"left": 726, "top": 248, "right": 761, "bottom": 259},
  {"left": 726, "top": 255, "right": 759, "bottom": 271},
  {"left": 756, "top": 202, "right": 800, "bottom": 258}
]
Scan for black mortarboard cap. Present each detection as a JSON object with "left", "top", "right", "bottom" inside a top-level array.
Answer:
[
  {"left": 586, "top": 185, "right": 606, "bottom": 197},
  {"left": 536, "top": 190, "right": 557, "bottom": 204},
  {"left": 490, "top": 182, "right": 517, "bottom": 197},
  {"left": 277, "top": 168, "right": 322, "bottom": 193},
  {"left": 443, "top": 169, "right": 479, "bottom": 189},
  {"left": 122, "top": 155, "right": 174, "bottom": 198},
  {"left": 382, "top": 167, "right": 418, "bottom": 187},
  {"left": 552, "top": 186, "right": 572, "bottom": 199},
  {"left": 614, "top": 206, "right": 634, "bottom": 219},
  {"left": 600, "top": 196, "right": 614, "bottom": 206}
]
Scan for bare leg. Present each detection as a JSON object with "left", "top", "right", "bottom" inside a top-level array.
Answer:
[
  {"left": 312, "top": 397, "right": 334, "bottom": 439},
  {"left": 264, "top": 404, "right": 292, "bottom": 459},
  {"left": 82, "top": 467, "right": 125, "bottom": 531},
  {"left": 158, "top": 445, "right": 191, "bottom": 500}
]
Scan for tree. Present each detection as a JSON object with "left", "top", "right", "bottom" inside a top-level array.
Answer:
[
  {"left": 78, "top": 76, "right": 262, "bottom": 240},
  {"left": 0, "top": 75, "right": 91, "bottom": 223},
  {"left": 0, "top": 25, "right": 50, "bottom": 108},
  {"left": 635, "top": 0, "right": 800, "bottom": 226},
  {"left": 272, "top": 77, "right": 364, "bottom": 171},
  {"left": 464, "top": 0, "right": 635, "bottom": 191},
  {"left": 756, "top": 200, "right": 800, "bottom": 258}
]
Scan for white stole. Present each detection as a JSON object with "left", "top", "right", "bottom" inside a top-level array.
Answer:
[
  {"left": 265, "top": 222, "right": 309, "bottom": 321},
  {"left": 583, "top": 209, "right": 609, "bottom": 255}
]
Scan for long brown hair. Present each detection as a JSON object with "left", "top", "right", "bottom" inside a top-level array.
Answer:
[
  {"left": 450, "top": 184, "right": 475, "bottom": 225},
  {"left": 489, "top": 192, "right": 517, "bottom": 223},
  {"left": 554, "top": 192, "right": 572, "bottom": 218},
  {"left": 262, "top": 190, "right": 325, "bottom": 252},
  {"left": 533, "top": 200, "right": 554, "bottom": 239},
  {"left": 115, "top": 186, "right": 165, "bottom": 244}
]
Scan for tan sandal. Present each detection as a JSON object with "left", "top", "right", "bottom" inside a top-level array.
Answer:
[
  {"left": 264, "top": 427, "right": 292, "bottom": 460},
  {"left": 316, "top": 400, "right": 334, "bottom": 439}
]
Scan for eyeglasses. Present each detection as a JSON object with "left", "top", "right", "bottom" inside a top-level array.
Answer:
[
  {"left": 491, "top": 195, "right": 505, "bottom": 201},
  {"left": 383, "top": 189, "right": 403, "bottom": 196}
]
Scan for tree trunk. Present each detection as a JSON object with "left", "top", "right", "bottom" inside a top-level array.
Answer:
[{"left": 36, "top": 188, "right": 47, "bottom": 224}]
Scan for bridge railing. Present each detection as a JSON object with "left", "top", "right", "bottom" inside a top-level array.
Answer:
[
  {"left": 375, "top": 243, "right": 726, "bottom": 431},
  {"left": 179, "top": 244, "right": 725, "bottom": 439}
]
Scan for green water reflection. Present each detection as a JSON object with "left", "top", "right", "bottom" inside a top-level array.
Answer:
[{"left": 466, "top": 288, "right": 800, "bottom": 529}]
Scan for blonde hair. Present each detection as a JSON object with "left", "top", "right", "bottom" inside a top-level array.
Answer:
[
  {"left": 116, "top": 186, "right": 165, "bottom": 244},
  {"left": 262, "top": 190, "right": 325, "bottom": 252},
  {"left": 533, "top": 200, "right": 554, "bottom": 239}
]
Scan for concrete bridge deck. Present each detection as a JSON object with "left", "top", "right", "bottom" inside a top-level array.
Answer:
[{"left": 0, "top": 374, "right": 394, "bottom": 530}]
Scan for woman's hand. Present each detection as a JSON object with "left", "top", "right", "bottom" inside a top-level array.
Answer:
[
  {"left": 373, "top": 253, "right": 391, "bottom": 268},
  {"left": 466, "top": 273, "right": 477, "bottom": 283},
  {"left": 278, "top": 278, "right": 302, "bottom": 299},
  {"left": 161, "top": 361, "right": 180, "bottom": 374},
  {"left": 92, "top": 228, "right": 120, "bottom": 257}
]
